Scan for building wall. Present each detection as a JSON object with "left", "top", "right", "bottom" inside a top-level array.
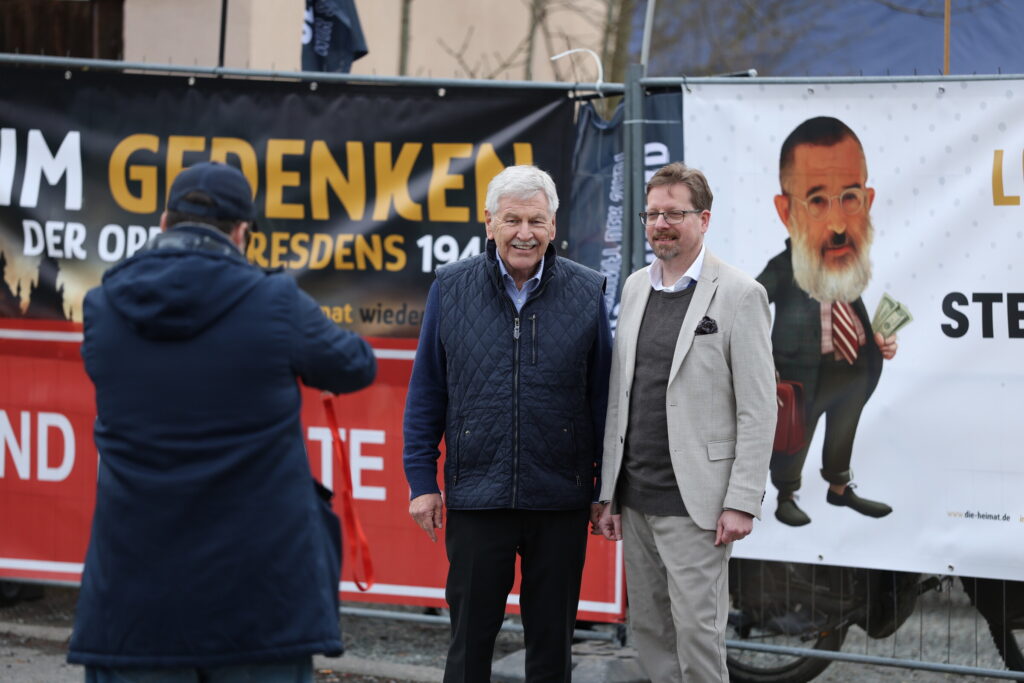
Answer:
[
  {"left": 122, "top": 0, "right": 605, "bottom": 81},
  {"left": 354, "top": 0, "right": 606, "bottom": 81},
  {"left": 123, "top": 0, "right": 302, "bottom": 71}
]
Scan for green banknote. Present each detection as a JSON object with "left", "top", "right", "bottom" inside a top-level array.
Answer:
[
  {"left": 872, "top": 292, "right": 898, "bottom": 331},
  {"left": 873, "top": 293, "right": 913, "bottom": 338}
]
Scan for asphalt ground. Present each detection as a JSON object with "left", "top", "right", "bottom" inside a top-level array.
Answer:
[{"left": 1, "top": 584, "right": 1021, "bottom": 682}]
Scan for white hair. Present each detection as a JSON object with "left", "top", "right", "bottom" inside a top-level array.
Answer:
[
  {"left": 485, "top": 165, "right": 559, "bottom": 216},
  {"left": 790, "top": 215, "right": 874, "bottom": 303}
]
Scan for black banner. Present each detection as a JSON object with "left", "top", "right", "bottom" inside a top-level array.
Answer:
[
  {"left": 302, "top": 0, "right": 368, "bottom": 73},
  {"left": 0, "top": 66, "right": 574, "bottom": 338},
  {"left": 567, "top": 92, "right": 683, "bottom": 333}
]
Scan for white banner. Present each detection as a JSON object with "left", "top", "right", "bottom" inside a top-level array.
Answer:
[{"left": 682, "top": 79, "right": 1024, "bottom": 581}]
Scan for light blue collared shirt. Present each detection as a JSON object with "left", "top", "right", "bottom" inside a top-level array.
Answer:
[
  {"left": 497, "top": 255, "right": 544, "bottom": 312},
  {"left": 648, "top": 244, "right": 705, "bottom": 292}
]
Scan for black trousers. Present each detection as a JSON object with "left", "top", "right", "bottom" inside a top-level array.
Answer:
[
  {"left": 443, "top": 508, "right": 590, "bottom": 683},
  {"left": 771, "top": 352, "right": 871, "bottom": 493}
]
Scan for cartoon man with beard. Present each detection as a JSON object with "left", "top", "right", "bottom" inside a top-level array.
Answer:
[{"left": 757, "top": 116, "right": 898, "bottom": 527}]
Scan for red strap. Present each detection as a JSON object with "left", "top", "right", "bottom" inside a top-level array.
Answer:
[{"left": 321, "top": 393, "right": 375, "bottom": 591}]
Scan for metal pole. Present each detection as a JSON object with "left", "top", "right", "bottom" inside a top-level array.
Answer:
[
  {"left": 0, "top": 53, "right": 624, "bottom": 94},
  {"left": 339, "top": 605, "right": 617, "bottom": 642},
  {"left": 640, "top": 73, "right": 1020, "bottom": 86},
  {"left": 91, "top": 0, "right": 100, "bottom": 59},
  {"left": 727, "top": 641, "right": 1024, "bottom": 681},
  {"left": 640, "top": 0, "right": 657, "bottom": 69},
  {"left": 218, "top": 0, "right": 229, "bottom": 68},
  {"left": 622, "top": 63, "right": 646, "bottom": 279},
  {"left": 399, "top": 0, "right": 412, "bottom": 76},
  {"left": 943, "top": 0, "right": 951, "bottom": 75}
]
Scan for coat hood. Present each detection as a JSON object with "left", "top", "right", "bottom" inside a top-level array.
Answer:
[{"left": 100, "top": 225, "right": 264, "bottom": 340}]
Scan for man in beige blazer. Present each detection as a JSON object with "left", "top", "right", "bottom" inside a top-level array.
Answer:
[{"left": 597, "top": 162, "right": 776, "bottom": 682}]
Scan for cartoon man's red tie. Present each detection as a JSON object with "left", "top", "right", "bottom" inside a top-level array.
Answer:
[{"left": 832, "top": 301, "right": 859, "bottom": 364}]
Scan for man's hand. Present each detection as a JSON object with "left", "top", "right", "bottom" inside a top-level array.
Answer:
[
  {"left": 596, "top": 503, "right": 622, "bottom": 541},
  {"left": 409, "top": 493, "right": 444, "bottom": 542},
  {"left": 875, "top": 332, "right": 898, "bottom": 360},
  {"left": 590, "top": 503, "right": 604, "bottom": 534},
  {"left": 715, "top": 509, "right": 754, "bottom": 546}
]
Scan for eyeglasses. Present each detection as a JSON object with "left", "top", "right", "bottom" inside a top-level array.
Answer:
[
  {"left": 787, "top": 188, "right": 867, "bottom": 219},
  {"left": 638, "top": 209, "right": 702, "bottom": 225}
]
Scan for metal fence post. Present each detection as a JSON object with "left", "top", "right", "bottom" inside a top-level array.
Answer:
[{"left": 622, "top": 62, "right": 646, "bottom": 282}]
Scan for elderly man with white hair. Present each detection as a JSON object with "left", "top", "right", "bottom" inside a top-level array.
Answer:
[{"left": 402, "top": 165, "right": 612, "bottom": 683}]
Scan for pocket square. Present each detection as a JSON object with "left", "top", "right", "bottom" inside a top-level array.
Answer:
[{"left": 695, "top": 316, "right": 718, "bottom": 335}]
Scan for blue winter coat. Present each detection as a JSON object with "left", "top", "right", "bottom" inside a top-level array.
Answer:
[{"left": 67, "top": 225, "right": 376, "bottom": 668}]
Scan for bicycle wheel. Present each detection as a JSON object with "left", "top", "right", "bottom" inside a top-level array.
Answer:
[
  {"left": 727, "top": 610, "right": 846, "bottom": 683},
  {"left": 984, "top": 616, "right": 1024, "bottom": 671},
  {"left": 960, "top": 576, "right": 1024, "bottom": 671},
  {"left": 727, "top": 559, "right": 853, "bottom": 683}
]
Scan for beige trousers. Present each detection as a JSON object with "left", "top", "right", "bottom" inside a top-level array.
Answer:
[{"left": 621, "top": 506, "right": 732, "bottom": 683}]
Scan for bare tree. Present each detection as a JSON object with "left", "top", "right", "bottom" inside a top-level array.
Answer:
[
  {"left": 869, "top": 0, "right": 1001, "bottom": 18},
  {"left": 398, "top": 0, "right": 413, "bottom": 75},
  {"left": 544, "top": 0, "right": 635, "bottom": 84},
  {"left": 430, "top": 0, "right": 635, "bottom": 84},
  {"left": 437, "top": 25, "right": 533, "bottom": 79},
  {"left": 603, "top": 0, "right": 636, "bottom": 85},
  {"left": 537, "top": 0, "right": 633, "bottom": 116},
  {"left": 643, "top": 0, "right": 850, "bottom": 77},
  {"left": 421, "top": 0, "right": 1016, "bottom": 82},
  {"left": 523, "top": 0, "right": 549, "bottom": 79}
]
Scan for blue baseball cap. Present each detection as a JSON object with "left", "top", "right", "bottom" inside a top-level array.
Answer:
[{"left": 167, "top": 161, "right": 257, "bottom": 227}]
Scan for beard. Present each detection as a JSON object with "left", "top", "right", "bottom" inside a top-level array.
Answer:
[
  {"left": 790, "top": 216, "right": 874, "bottom": 303},
  {"left": 649, "top": 228, "right": 682, "bottom": 261},
  {"left": 652, "top": 241, "right": 679, "bottom": 261}
]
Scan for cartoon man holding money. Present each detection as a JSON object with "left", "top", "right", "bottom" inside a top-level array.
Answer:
[{"left": 757, "top": 116, "right": 904, "bottom": 527}]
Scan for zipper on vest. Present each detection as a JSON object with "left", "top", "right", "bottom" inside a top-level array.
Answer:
[
  {"left": 530, "top": 314, "right": 537, "bottom": 364},
  {"left": 512, "top": 314, "right": 521, "bottom": 506}
]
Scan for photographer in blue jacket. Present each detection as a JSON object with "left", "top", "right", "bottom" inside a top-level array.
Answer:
[{"left": 68, "top": 162, "right": 376, "bottom": 683}]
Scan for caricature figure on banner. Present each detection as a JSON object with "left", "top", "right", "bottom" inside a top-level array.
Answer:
[{"left": 757, "top": 116, "right": 901, "bottom": 528}]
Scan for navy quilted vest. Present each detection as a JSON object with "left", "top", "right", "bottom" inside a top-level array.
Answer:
[{"left": 436, "top": 244, "right": 604, "bottom": 510}]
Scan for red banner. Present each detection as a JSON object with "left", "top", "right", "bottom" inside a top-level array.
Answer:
[{"left": 0, "top": 325, "right": 624, "bottom": 621}]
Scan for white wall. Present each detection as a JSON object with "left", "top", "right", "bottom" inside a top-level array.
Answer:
[
  {"left": 123, "top": 0, "right": 303, "bottom": 71},
  {"left": 123, "top": 0, "right": 603, "bottom": 81}
]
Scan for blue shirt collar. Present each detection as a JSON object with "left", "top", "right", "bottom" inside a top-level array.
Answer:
[{"left": 497, "top": 252, "right": 545, "bottom": 291}]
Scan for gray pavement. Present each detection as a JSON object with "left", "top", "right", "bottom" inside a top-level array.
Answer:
[
  {"left": 0, "top": 622, "right": 446, "bottom": 683},
  {"left": 2, "top": 581, "right": 1023, "bottom": 682},
  {"left": 490, "top": 640, "right": 1018, "bottom": 682},
  {"left": 4, "top": 620, "right": 1014, "bottom": 683}
]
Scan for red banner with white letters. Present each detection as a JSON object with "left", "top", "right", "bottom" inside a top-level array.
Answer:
[{"left": 0, "top": 327, "right": 623, "bottom": 621}]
